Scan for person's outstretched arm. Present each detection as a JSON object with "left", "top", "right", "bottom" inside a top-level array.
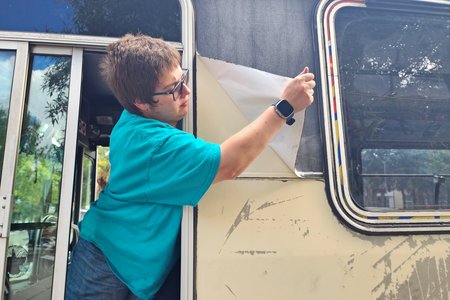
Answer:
[{"left": 213, "top": 67, "right": 316, "bottom": 183}]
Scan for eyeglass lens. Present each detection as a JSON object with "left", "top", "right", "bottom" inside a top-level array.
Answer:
[{"left": 173, "top": 70, "right": 189, "bottom": 101}]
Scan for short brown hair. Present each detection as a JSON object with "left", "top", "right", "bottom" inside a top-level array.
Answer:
[{"left": 100, "top": 34, "right": 181, "bottom": 115}]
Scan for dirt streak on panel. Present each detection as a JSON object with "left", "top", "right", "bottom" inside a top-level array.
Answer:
[
  {"left": 373, "top": 237, "right": 450, "bottom": 300},
  {"left": 373, "top": 237, "right": 413, "bottom": 268},
  {"left": 222, "top": 195, "right": 305, "bottom": 249},
  {"left": 235, "top": 250, "right": 277, "bottom": 255},
  {"left": 254, "top": 195, "right": 303, "bottom": 212},
  {"left": 225, "top": 284, "right": 237, "bottom": 298},
  {"left": 222, "top": 199, "right": 252, "bottom": 248},
  {"left": 373, "top": 237, "right": 441, "bottom": 295}
]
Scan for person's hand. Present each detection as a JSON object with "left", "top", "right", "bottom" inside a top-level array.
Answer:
[{"left": 280, "top": 67, "right": 315, "bottom": 113}]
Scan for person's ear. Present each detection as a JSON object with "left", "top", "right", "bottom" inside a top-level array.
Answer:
[{"left": 134, "top": 100, "right": 151, "bottom": 112}]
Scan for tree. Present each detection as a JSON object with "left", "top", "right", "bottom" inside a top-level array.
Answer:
[
  {"left": 42, "top": 58, "right": 71, "bottom": 126},
  {"left": 64, "top": 0, "right": 181, "bottom": 41}
]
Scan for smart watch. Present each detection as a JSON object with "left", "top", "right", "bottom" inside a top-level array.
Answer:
[{"left": 272, "top": 99, "right": 295, "bottom": 125}]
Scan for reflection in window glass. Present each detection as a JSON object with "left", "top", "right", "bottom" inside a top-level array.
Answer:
[
  {"left": 0, "top": 0, "right": 181, "bottom": 41},
  {"left": 6, "top": 55, "right": 71, "bottom": 299},
  {"left": 335, "top": 7, "right": 450, "bottom": 211},
  {"left": 0, "top": 50, "right": 15, "bottom": 182},
  {"left": 361, "top": 149, "right": 450, "bottom": 210}
]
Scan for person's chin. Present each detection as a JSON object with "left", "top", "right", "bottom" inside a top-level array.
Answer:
[
  {"left": 176, "top": 111, "right": 188, "bottom": 122},
  {"left": 180, "top": 107, "right": 188, "bottom": 116}
]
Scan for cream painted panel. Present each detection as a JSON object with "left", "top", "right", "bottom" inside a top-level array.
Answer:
[
  {"left": 196, "top": 57, "right": 294, "bottom": 178},
  {"left": 196, "top": 180, "right": 450, "bottom": 300}
]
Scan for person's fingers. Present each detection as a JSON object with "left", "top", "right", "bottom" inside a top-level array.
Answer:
[
  {"left": 305, "top": 80, "right": 316, "bottom": 88},
  {"left": 298, "top": 73, "right": 315, "bottom": 82},
  {"left": 300, "top": 66, "right": 309, "bottom": 74}
]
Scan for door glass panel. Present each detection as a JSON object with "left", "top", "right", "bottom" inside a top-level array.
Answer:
[
  {"left": 95, "top": 146, "right": 110, "bottom": 199},
  {"left": 80, "top": 154, "right": 94, "bottom": 219},
  {"left": 0, "top": 50, "right": 15, "bottom": 182},
  {"left": 6, "top": 54, "right": 71, "bottom": 299}
]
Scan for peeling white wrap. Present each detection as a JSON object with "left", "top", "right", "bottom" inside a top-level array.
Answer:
[{"left": 199, "top": 56, "right": 305, "bottom": 171}]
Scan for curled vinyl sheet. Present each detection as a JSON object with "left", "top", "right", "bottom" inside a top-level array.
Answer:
[{"left": 199, "top": 56, "right": 305, "bottom": 171}]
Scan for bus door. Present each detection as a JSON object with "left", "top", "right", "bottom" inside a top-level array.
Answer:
[{"left": 0, "top": 42, "right": 82, "bottom": 300}]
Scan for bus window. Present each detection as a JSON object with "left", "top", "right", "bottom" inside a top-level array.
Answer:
[
  {"left": 320, "top": 1, "right": 450, "bottom": 232},
  {"left": 0, "top": 0, "right": 181, "bottom": 42}
]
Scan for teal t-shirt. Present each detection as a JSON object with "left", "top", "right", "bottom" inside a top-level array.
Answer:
[{"left": 80, "top": 110, "right": 220, "bottom": 299}]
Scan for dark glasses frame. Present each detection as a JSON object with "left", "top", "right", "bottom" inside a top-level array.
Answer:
[{"left": 152, "top": 69, "right": 189, "bottom": 101}]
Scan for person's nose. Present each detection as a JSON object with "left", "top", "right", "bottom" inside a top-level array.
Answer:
[{"left": 182, "top": 82, "right": 191, "bottom": 96}]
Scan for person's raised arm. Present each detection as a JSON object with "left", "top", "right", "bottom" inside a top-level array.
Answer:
[{"left": 213, "top": 67, "right": 316, "bottom": 183}]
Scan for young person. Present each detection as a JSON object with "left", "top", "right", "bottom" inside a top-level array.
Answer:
[{"left": 65, "top": 33, "right": 315, "bottom": 300}]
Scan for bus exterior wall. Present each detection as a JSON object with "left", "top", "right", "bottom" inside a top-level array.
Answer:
[{"left": 193, "top": 0, "right": 450, "bottom": 299}]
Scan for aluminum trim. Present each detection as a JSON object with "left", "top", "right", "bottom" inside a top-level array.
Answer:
[
  {"left": 179, "top": 0, "right": 196, "bottom": 299},
  {"left": 0, "top": 31, "right": 183, "bottom": 51},
  {"left": 0, "top": 41, "right": 29, "bottom": 300},
  {"left": 52, "top": 47, "right": 83, "bottom": 300}
]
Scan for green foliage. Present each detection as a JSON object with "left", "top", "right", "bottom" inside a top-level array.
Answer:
[
  {"left": 96, "top": 146, "right": 110, "bottom": 180},
  {"left": 11, "top": 55, "right": 69, "bottom": 222},
  {"left": 13, "top": 154, "right": 61, "bottom": 222},
  {"left": 42, "top": 58, "right": 70, "bottom": 126},
  {"left": 18, "top": 111, "right": 43, "bottom": 156}
]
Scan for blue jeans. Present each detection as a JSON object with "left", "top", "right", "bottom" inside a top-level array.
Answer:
[{"left": 65, "top": 238, "right": 142, "bottom": 300}]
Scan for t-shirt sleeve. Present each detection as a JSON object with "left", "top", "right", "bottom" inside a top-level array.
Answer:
[{"left": 146, "top": 131, "right": 221, "bottom": 206}]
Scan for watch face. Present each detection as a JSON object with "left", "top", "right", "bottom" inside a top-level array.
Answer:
[{"left": 278, "top": 100, "right": 294, "bottom": 117}]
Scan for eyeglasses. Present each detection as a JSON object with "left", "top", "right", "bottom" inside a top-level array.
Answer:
[{"left": 152, "top": 69, "right": 189, "bottom": 101}]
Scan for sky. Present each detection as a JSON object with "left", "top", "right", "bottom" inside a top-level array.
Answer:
[
  {"left": 28, "top": 56, "right": 69, "bottom": 148},
  {"left": 0, "top": 51, "right": 15, "bottom": 110},
  {"left": 0, "top": 52, "right": 67, "bottom": 150}
]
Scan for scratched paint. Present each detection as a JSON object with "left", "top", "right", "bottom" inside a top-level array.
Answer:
[
  {"left": 340, "top": 235, "right": 450, "bottom": 299},
  {"left": 195, "top": 58, "right": 450, "bottom": 300},
  {"left": 223, "top": 196, "right": 303, "bottom": 249},
  {"left": 197, "top": 180, "right": 450, "bottom": 300},
  {"left": 372, "top": 237, "right": 450, "bottom": 300}
]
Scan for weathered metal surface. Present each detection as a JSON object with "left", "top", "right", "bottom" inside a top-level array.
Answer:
[
  {"left": 196, "top": 179, "right": 450, "bottom": 299},
  {"left": 195, "top": 55, "right": 450, "bottom": 300}
]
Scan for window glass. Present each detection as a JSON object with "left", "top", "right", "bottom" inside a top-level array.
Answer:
[
  {"left": 361, "top": 149, "right": 450, "bottom": 210},
  {"left": 80, "top": 154, "right": 94, "bottom": 216},
  {"left": 335, "top": 7, "right": 450, "bottom": 211},
  {"left": 95, "top": 146, "right": 110, "bottom": 199},
  {"left": 0, "top": 0, "right": 181, "bottom": 41},
  {"left": 7, "top": 54, "right": 71, "bottom": 297},
  {"left": 0, "top": 50, "right": 15, "bottom": 182}
]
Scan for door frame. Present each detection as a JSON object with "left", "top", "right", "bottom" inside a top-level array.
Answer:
[
  {"left": 0, "top": 44, "right": 83, "bottom": 300},
  {"left": 51, "top": 47, "right": 83, "bottom": 299},
  {"left": 180, "top": 1, "right": 196, "bottom": 300},
  {"left": 0, "top": 40, "right": 29, "bottom": 299},
  {"left": 0, "top": 0, "right": 195, "bottom": 298}
]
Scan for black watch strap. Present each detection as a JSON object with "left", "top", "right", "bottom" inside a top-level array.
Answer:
[
  {"left": 272, "top": 99, "right": 296, "bottom": 126},
  {"left": 286, "top": 118, "right": 295, "bottom": 126}
]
